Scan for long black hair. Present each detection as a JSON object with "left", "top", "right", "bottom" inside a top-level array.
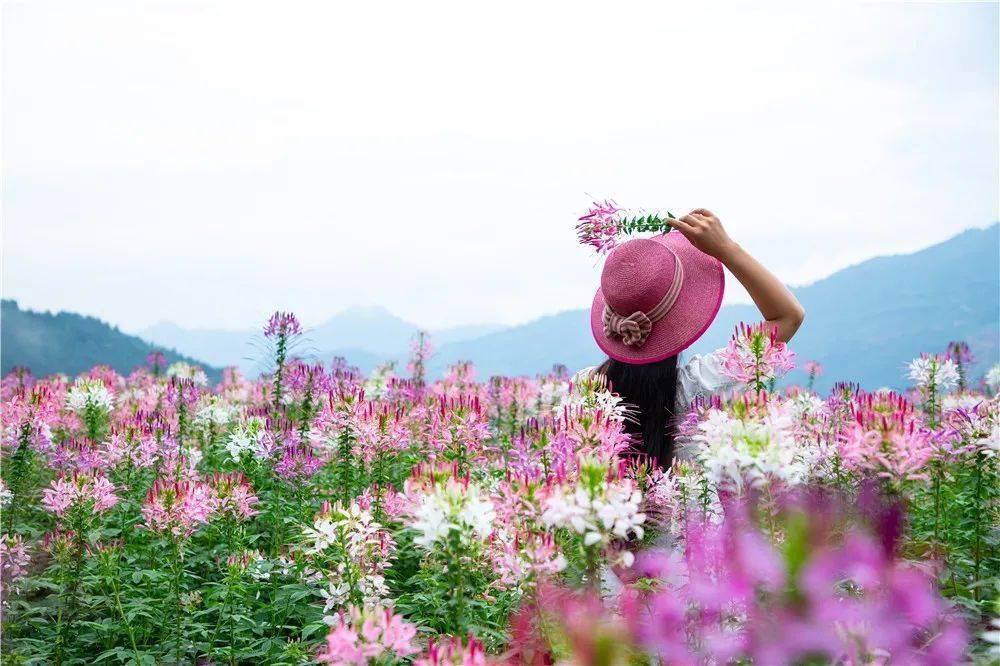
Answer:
[{"left": 596, "top": 355, "right": 679, "bottom": 468}]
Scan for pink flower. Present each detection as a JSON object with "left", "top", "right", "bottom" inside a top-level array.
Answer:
[
  {"left": 720, "top": 322, "right": 796, "bottom": 390},
  {"left": 803, "top": 360, "right": 823, "bottom": 377},
  {"left": 838, "top": 391, "right": 935, "bottom": 483},
  {"left": 141, "top": 478, "right": 215, "bottom": 537},
  {"left": 576, "top": 200, "right": 621, "bottom": 253},
  {"left": 207, "top": 472, "right": 259, "bottom": 520},
  {"left": 414, "top": 635, "right": 486, "bottom": 666},
  {"left": 103, "top": 429, "right": 159, "bottom": 469},
  {"left": 41, "top": 473, "right": 119, "bottom": 517},
  {"left": 316, "top": 605, "right": 418, "bottom": 665},
  {"left": 0, "top": 533, "right": 31, "bottom": 593},
  {"left": 264, "top": 311, "right": 303, "bottom": 339}
]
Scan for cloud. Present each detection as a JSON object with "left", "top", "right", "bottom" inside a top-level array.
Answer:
[{"left": 3, "top": 1, "right": 997, "bottom": 331}]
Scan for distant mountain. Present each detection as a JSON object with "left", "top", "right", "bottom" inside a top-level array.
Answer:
[
  {"left": 421, "top": 225, "right": 999, "bottom": 391},
  {"left": 7, "top": 225, "right": 997, "bottom": 389},
  {"left": 0, "top": 300, "right": 223, "bottom": 382},
  {"left": 137, "top": 306, "right": 507, "bottom": 374}
]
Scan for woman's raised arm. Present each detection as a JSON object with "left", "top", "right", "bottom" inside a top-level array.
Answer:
[{"left": 669, "top": 209, "right": 805, "bottom": 342}]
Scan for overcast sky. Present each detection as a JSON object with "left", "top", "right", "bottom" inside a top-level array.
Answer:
[{"left": 3, "top": 1, "right": 997, "bottom": 332}]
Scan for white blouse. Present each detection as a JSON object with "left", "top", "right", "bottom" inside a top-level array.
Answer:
[{"left": 576, "top": 348, "right": 740, "bottom": 414}]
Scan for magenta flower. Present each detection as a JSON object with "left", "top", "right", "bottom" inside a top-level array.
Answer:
[
  {"left": 630, "top": 499, "right": 966, "bottom": 664},
  {"left": 103, "top": 428, "right": 160, "bottom": 469},
  {"left": 274, "top": 442, "right": 323, "bottom": 481},
  {"left": 264, "top": 311, "right": 303, "bottom": 339}
]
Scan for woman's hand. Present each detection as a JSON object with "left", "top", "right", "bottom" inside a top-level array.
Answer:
[
  {"left": 673, "top": 208, "right": 805, "bottom": 342},
  {"left": 670, "top": 209, "right": 736, "bottom": 260}
]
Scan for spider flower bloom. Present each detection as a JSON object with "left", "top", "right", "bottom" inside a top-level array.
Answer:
[
  {"left": 41, "top": 473, "right": 119, "bottom": 517},
  {"left": 720, "top": 322, "right": 796, "bottom": 391},
  {"left": 839, "top": 392, "right": 935, "bottom": 484},
  {"left": 352, "top": 402, "right": 412, "bottom": 466},
  {"left": 576, "top": 200, "right": 676, "bottom": 254},
  {"left": 907, "top": 354, "right": 959, "bottom": 392},
  {"left": 315, "top": 605, "right": 418, "bottom": 665},
  {"left": 274, "top": 442, "right": 323, "bottom": 481},
  {"left": 576, "top": 199, "right": 621, "bottom": 253},
  {"left": 690, "top": 396, "right": 811, "bottom": 492},
  {"left": 165, "top": 362, "right": 209, "bottom": 388},
  {"left": 413, "top": 635, "right": 486, "bottom": 666},
  {"left": 541, "top": 457, "right": 645, "bottom": 566},
  {"left": 65, "top": 378, "right": 115, "bottom": 414},
  {"left": 946, "top": 340, "right": 974, "bottom": 366},
  {"left": 142, "top": 478, "right": 215, "bottom": 537},
  {"left": 207, "top": 472, "right": 259, "bottom": 520},
  {"left": 102, "top": 428, "right": 160, "bottom": 469},
  {"left": 305, "top": 501, "right": 396, "bottom": 608},
  {"left": 406, "top": 475, "right": 496, "bottom": 550},
  {"left": 264, "top": 311, "right": 303, "bottom": 338},
  {"left": 987, "top": 364, "right": 1000, "bottom": 395},
  {"left": 802, "top": 360, "right": 823, "bottom": 378},
  {"left": 1, "top": 533, "right": 32, "bottom": 593}
]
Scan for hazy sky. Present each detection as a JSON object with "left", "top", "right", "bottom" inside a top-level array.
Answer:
[{"left": 3, "top": 1, "right": 997, "bottom": 332}]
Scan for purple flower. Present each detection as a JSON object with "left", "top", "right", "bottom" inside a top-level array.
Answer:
[
  {"left": 264, "top": 311, "right": 303, "bottom": 339},
  {"left": 275, "top": 442, "right": 323, "bottom": 481}
]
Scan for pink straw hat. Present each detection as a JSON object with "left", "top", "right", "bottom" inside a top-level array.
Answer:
[{"left": 590, "top": 232, "right": 725, "bottom": 364}]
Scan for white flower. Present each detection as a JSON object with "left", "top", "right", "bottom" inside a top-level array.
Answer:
[
  {"left": 534, "top": 379, "right": 570, "bottom": 416},
  {"left": 942, "top": 394, "right": 984, "bottom": 413},
  {"left": 65, "top": 379, "right": 115, "bottom": 414},
  {"left": 907, "top": 356, "right": 959, "bottom": 392},
  {"left": 166, "top": 361, "right": 209, "bottom": 387},
  {"left": 986, "top": 364, "right": 1000, "bottom": 395},
  {"left": 788, "top": 393, "right": 828, "bottom": 421},
  {"left": 541, "top": 477, "right": 645, "bottom": 566},
  {"left": 692, "top": 406, "right": 807, "bottom": 491},
  {"left": 0, "top": 480, "right": 12, "bottom": 508},
  {"left": 194, "top": 397, "right": 234, "bottom": 428},
  {"left": 562, "top": 372, "right": 630, "bottom": 421},
  {"left": 224, "top": 418, "right": 274, "bottom": 461},
  {"left": 407, "top": 479, "right": 496, "bottom": 550},
  {"left": 247, "top": 553, "right": 271, "bottom": 581},
  {"left": 364, "top": 362, "right": 397, "bottom": 398}
]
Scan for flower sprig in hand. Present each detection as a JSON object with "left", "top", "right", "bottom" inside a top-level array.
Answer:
[{"left": 576, "top": 199, "right": 675, "bottom": 253}]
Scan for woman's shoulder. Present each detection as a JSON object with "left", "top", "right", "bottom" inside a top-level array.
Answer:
[{"left": 676, "top": 348, "right": 740, "bottom": 409}]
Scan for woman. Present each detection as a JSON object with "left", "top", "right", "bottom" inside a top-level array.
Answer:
[{"left": 584, "top": 208, "right": 805, "bottom": 467}]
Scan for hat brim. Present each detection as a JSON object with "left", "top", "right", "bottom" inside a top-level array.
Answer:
[{"left": 590, "top": 232, "right": 725, "bottom": 364}]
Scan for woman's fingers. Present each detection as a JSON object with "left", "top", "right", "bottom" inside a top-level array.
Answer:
[
  {"left": 690, "top": 207, "right": 717, "bottom": 219},
  {"left": 670, "top": 216, "right": 695, "bottom": 233},
  {"left": 682, "top": 213, "right": 708, "bottom": 230}
]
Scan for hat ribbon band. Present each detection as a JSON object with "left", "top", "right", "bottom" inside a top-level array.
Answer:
[{"left": 602, "top": 256, "right": 685, "bottom": 348}]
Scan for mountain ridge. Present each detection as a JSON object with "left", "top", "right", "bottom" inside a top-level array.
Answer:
[
  {"left": 3, "top": 225, "right": 997, "bottom": 389},
  {"left": 0, "top": 300, "right": 224, "bottom": 382}
]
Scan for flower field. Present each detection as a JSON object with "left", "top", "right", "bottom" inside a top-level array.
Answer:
[{"left": 1, "top": 313, "right": 998, "bottom": 664}]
